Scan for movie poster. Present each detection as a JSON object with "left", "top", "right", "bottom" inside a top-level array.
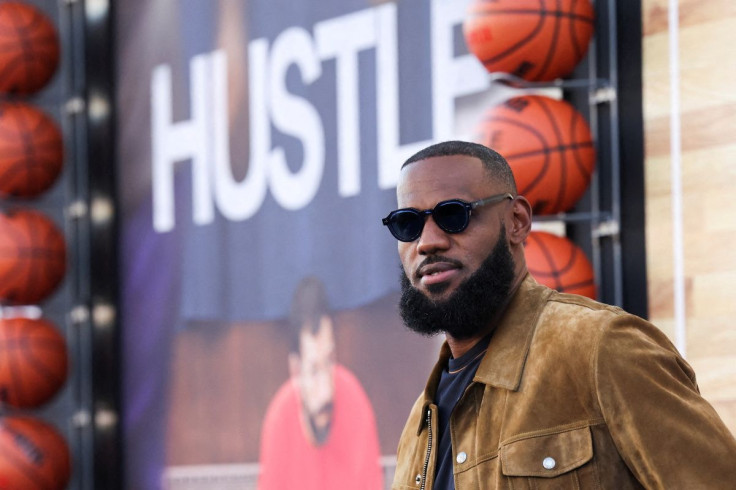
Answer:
[{"left": 116, "top": 0, "right": 511, "bottom": 488}]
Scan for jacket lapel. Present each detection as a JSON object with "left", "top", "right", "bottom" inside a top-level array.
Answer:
[{"left": 473, "top": 274, "right": 552, "bottom": 391}]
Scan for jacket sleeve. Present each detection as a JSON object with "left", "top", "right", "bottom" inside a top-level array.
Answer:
[{"left": 595, "top": 314, "right": 736, "bottom": 489}]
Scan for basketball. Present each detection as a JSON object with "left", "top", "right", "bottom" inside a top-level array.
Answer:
[
  {"left": 0, "top": 2, "right": 60, "bottom": 94},
  {"left": 0, "top": 415, "right": 71, "bottom": 490},
  {"left": 463, "top": 0, "right": 595, "bottom": 81},
  {"left": 0, "top": 317, "right": 68, "bottom": 408},
  {"left": 0, "top": 209, "right": 67, "bottom": 305},
  {"left": 524, "top": 231, "right": 596, "bottom": 299},
  {"left": 0, "top": 102, "right": 64, "bottom": 198},
  {"left": 474, "top": 95, "right": 596, "bottom": 215}
]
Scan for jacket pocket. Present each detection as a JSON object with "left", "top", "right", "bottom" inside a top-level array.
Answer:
[{"left": 499, "top": 426, "right": 596, "bottom": 488}]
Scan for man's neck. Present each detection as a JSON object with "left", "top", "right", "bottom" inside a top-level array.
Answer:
[{"left": 446, "top": 334, "right": 486, "bottom": 359}]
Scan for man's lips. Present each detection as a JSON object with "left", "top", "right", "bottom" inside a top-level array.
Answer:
[{"left": 417, "top": 260, "right": 462, "bottom": 286}]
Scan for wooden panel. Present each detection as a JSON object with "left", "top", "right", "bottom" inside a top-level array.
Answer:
[
  {"left": 645, "top": 103, "right": 736, "bottom": 157},
  {"left": 643, "top": 0, "right": 736, "bottom": 36},
  {"left": 687, "top": 317, "right": 736, "bottom": 360},
  {"left": 641, "top": 34, "right": 670, "bottom": 121},
  {"left": 643, "top": 8, "right": 736, "bottom": 137},
  {"left": 691, "top": 272, "right": 736, "bottom": 318},
  {"left": 689, "top": 357, "right": 736, "bottom": 400},
  {"left": 643, "top": 0, "right": 736, "bottom": 435}
]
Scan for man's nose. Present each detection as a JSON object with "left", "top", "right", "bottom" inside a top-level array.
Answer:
[{"left": 416, "top": 216, "right": 451, "bottom": 255}]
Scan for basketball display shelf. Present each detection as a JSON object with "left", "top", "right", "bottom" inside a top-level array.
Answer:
[
  {"left": 468, "top": 0, "right": 627, "bottom": 307},
  {"left": 0, "top": 1, "right": 98, "bottom": 490}
]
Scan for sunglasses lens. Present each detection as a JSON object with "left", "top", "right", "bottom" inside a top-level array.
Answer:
[
  {"left": 434, "top": 201, "right": 469, "bottom": 233},
  {"left": 388, "top": 210, "right": 423, "bottom": 242}
]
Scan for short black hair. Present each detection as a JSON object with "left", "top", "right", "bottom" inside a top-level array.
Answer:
[
  {"left": 402, "top": 140, "right": 517, "bottom": 194},
  {"left": 288, "top": 276, "right": 330, "bottom": 353}
]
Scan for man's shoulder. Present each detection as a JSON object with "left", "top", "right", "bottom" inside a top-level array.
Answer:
[
  {"left": 510, "top": 275, "right": 632, "bottom": 341},
  {"left": 541, "top": 290, "right": 629, "bottom": 331},
  {"left": 333, "top": 364, "right": 374, "bottom": 408},
  {"left": 263, "top": 379, "right": 299, "bottom": 420},
  {"left": 333, "top": 363, "right": 362, "bottom": 386},
  {"left": 533, "top": 288, "right": 672, "bottom": 354},
  {"left": 546, "top": 289, "right": 624, "bottom": 315},
  {"left": 525, "top": 288, "right": 646, "bottom": 353}
]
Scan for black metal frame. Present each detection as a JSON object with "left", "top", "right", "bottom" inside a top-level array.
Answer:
[
  {"left": 613, "top": 0, "right": 647, "bottom": 318},
  {"left": 66, "top": 0, "right": 122, "bottom": 488},
  {"left": 84, "top": 0, "right": 121, "bottom": 487},
  {"left": 568, "top": 0, "right": 648, "bottom": 318}
]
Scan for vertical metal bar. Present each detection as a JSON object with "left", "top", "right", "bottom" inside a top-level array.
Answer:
[
  {"left": 82, "top": 0, "right": 123, "bottom": 487},
  {"left": 59, "top": 0, "right": 96, "bottom": 488},
  {"left": 668, "top": 0, "right": 687, "bottom": 357},
  {"left": 586, "top": 1, "right": 603, "bottom": 299},
  {"left": 606, "top": 0, "right": 624, "bottom": 307}
]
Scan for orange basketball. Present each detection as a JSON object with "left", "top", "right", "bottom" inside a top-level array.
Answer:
[
  {"left": 0, "top": 415, "right": 71, "bottom": 490},
  {"left": 0, "top": 317, "right": 68, "bottom": 408},
  {"left": 475, "top": 95, "right": 596, "bottom": 215},
  {"left": 0, "top": 2, "right": 60, "bottom": 94},
  {"left": 0, "top": 209, "right": 67, "bottom": 305},
  {"left": 0, "top": 102, "right": 63, "bottom": 198},
  {"left": 463, "top": 0, "right": 595, "bottom": 81},
  {"left": 525, "top": 231, "right": 596, "bottom": 299}
]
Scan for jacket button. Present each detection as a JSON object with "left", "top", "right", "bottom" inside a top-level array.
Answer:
[
  {"left": 543, "top": 457, "right": 556, "bottom": 470},
  {"left": 456, "top": 451, "right": 467, "bottom": 464},
  {"left": 415, "top": 474, "right": 421, "bottom": 484}
]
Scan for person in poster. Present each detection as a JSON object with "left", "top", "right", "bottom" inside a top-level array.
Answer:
[
  {"left": 257, "top": 276, "right": 383, "bottom": 489},
  {"left": 118, "top": 1, "right": 493, "bottom": 486}
]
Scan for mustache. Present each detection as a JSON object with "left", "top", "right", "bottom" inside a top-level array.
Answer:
[
  {"left": 312, "top": 401, "right": 334, "bottom": 418},
  {"left": 414, "top": 255, "right": 463, "bottom": 278}
]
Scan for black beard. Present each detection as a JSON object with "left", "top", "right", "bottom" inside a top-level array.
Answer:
[
  {"left": 307, "top": 402, "right": 333, "bottom": 446},
  {"left": 399, "top": 227, "right": 515, "bottom": 340}
]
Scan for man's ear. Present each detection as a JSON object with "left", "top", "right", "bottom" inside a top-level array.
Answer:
[
  {"left": 507, "top": 196, "right": 533, "bottom": 246},
  {"left": 288, "top": 352, "right": 301, "bottom": 379}
]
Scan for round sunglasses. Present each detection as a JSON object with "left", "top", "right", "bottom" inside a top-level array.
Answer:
[{"left": 382, "top": 193, "right": 513, "bottom": 242}]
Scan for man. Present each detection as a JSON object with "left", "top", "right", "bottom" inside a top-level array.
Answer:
[
  {"left": 258, "top": 276, "right": 383, "bottom": 490},
  {"left": 384, "top": 141, "right": 736, "bottom": 489}
]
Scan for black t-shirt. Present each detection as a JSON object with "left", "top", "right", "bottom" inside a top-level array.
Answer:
[{"left": 433, "top": 334, "right": 492, "bottom": 489}]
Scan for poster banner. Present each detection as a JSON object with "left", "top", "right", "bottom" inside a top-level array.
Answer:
[{"left": 116, "top": 0, "right": 509, "bottom": 488}]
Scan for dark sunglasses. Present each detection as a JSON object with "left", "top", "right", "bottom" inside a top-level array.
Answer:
[{"left": 382, "top": 193, "right": 513, "bottom": 242}]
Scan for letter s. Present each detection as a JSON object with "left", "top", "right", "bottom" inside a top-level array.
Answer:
[{"left": 268, "top": 27, "right": 325, "bottom": 210}]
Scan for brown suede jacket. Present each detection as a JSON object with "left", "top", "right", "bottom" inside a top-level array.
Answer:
[{"left": 392, "top": 275, "right": 736, "bottom": 489}]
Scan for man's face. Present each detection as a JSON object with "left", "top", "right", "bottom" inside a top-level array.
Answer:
[
  {"left": 396, "top": 155, "right": 509, "bottom": 301},
  {"left": 398, "top": 224, "right": 515, "bottom": 339},
  {"left": 295, "top": 315, "right": 336, "bottom": 444}
]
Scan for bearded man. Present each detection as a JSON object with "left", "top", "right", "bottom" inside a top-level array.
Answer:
[
  {"left": 383, "top": 140, "right": 736, "bottom": 489},
  {"left": 258, "top": 276, "right": 382, "bottom": 489}
]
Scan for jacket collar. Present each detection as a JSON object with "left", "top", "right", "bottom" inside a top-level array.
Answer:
[
  {"left": 417, "top": 274, "right": 550, "bottom": 434},
  {"left": 473, "top": 274, "right": 551, "bottom": 390}
]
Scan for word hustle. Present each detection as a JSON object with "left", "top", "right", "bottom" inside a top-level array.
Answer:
[{"left": 152, "top": 0, "right": 487, "bottom": 232}]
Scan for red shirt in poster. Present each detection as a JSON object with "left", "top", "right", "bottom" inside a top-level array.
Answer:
[{"left": 257, "top": 364, "right": 383, "bottom": 490}]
